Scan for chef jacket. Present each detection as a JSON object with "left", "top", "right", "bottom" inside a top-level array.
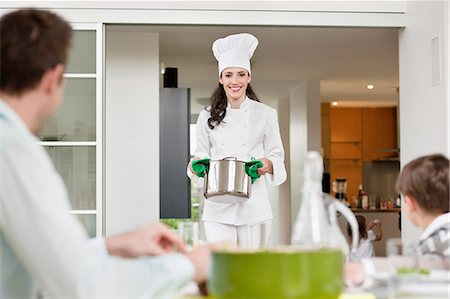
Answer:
[
  {"left": 0, "top": 100, "right": 194, "bottom": 298},
  {"left": 189, "top": 97, "right": 287, "bottom": 225}
]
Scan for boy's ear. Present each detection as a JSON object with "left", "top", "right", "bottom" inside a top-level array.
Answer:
[{"left": 404, "top": 195, "right": 418, "bottom": 211}]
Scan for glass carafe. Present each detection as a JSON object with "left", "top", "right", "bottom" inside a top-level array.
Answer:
[{"left": 291, "top": 151, "right": 359, "bottom": 255}]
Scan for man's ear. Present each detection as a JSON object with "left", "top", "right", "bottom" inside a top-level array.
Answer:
[{"left": 41, "top": 64, "right": 65, "bottom": 94}]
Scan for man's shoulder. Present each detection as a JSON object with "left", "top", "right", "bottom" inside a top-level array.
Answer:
[{"left": 0, "top": 120, "right": 45, "bottom": 167}]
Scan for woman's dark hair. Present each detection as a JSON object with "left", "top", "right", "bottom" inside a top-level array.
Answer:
[
  {"left": 206, "top": 82, "right": 260, "bottom": 129},
  {"left": 347, "top": 215, "right": 368, "bottom": 241},
  {"left": 0, "top": 9, "right": 72, "bottom": 95}
]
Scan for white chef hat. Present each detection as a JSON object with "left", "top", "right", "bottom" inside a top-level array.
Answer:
[{"left": 212, "top": 33, "right": 258, "bottom": 76}]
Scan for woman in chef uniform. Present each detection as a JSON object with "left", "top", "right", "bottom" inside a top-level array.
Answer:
[{"left": 188, "top": 33, "right": 287, "bottom": 248}]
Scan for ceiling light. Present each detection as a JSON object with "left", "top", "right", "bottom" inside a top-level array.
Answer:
[
  {"left": 332, "top": 101, "right": 338, "bottom": 106},
  {"left": 367, "top": 84, "right": 375, "bottom": 90}
]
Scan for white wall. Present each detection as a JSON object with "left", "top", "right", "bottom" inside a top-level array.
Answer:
[
  {"left": 105, "top": 27, "right": 160, "bottom": 235},
  {"left": 399, "top": 1, "right": 449, "bottom": 244},
  {"left": 277, "top": 97, "right": 292, "bottom": 244},
  {"left": 289, "top": 84, "right": 308, "bottom": 226},
  {"left": 1, "top": 1, "right": 407, "bottom": 27},
  {"left": 289, "top": 80, "right": 321, "bottom": 229}
]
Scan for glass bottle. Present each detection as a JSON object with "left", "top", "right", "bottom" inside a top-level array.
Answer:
[{"left": 357, "top": 184, "right": 363, "bottom": 209}]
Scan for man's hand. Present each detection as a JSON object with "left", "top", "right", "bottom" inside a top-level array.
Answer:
[
  {"left": 184, "top": 242, "right": 233, "bottom": 284},
  {"left": 105, "top": 223, "right": 186, "bottom": 258}
]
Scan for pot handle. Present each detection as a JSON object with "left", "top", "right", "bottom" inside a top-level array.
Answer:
[{"left": 222, "top": 157, "right": 238, "bottom": 161}]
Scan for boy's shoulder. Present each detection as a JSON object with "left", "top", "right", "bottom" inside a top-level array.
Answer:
[{"left": 418, "top": 213, "right": 450, "bottom": 257}]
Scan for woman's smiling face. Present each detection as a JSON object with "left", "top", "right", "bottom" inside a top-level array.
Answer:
[{"left": 219, "top": 67, "right": 251, "bottom": 102}]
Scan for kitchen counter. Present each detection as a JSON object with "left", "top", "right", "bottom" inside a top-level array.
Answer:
[
  {"left": 338, "top": 210, "right": 401, "bottom": 256},
  {"left": 351, "top": 208, "right": 400, "bottom": 213}
]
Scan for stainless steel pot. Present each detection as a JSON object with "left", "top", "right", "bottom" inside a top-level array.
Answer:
[{"left": 204, "top": 157, "right": 251, "bottom": 203}]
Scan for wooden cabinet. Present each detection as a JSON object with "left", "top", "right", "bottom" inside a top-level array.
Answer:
[
  {"left": 329, "top": 108, "right": 363, "bottom": 197},
  {"left": 321, "top": 103, "right": 331, "bottom": 159},
  {"left": 362, "top": 108, "right": 398, "bottom": 161},
  {"left": 324, "top": 106, "right": 397, "bottom": 199},
  {"left": 331, "top": 142, "right": 362, "bottom": 159},
  {"left": 330, "top": 108, "right": 362, "bottom": 142}
]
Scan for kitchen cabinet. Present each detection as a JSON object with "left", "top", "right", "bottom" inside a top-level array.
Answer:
[
  {"left": 329, "top": 108, "right": 363, "bottom": 197},
  {"left": 330, "top": 108, "right": 362, "bottom": 142},
  {"left": 326, "top": 106, "right": 397, "bottom": 199},
  {"left": 38, "top": 24, "right": 103, "bottom": 237},
  {"left": 362, "top": 107, "right": 398, "bottom": 161},
  {"left": 331, "top": 142, "right": 362, "bottom": 159},
  {"left": 321, "top": 103, "right": 331, "bottom": 159}
]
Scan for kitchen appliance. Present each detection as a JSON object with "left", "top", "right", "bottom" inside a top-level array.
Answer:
[
  {"left": 332, "top": 177, "right": 347, "bottom": 201},
  {"left": 160, "top": 88, "right": 190, "bottom": 218},
  {"left": 204, "top": 157, "right": 251, "bottom": 204}
]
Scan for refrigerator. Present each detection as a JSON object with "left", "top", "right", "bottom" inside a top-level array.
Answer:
[{"left": 159, "top": 88, "right": 191, "bottom": 218}]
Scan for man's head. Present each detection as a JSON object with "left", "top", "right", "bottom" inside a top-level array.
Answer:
[
  {"left": 396, "top": 154, "right": 449, "bottom": 220},
  {"left": 0, "top": 9, "right": 72, "bottom": 96}
]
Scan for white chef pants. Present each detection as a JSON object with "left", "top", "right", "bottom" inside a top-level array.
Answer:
[{"left": 203, "top": 220, "right": 272, "bottom": 249}]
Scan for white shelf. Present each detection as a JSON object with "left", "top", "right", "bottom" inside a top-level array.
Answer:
[
  {"left": 64, "top": 73, "right": 97, "bottom": 79},
  {"left": 39, "top": 141, "right": 96, "bottom": 147},
  {"left": 70, "top": 210, "right": 97, "bottom": 215}
]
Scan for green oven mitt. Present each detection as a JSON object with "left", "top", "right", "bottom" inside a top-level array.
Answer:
[
  {"left": 245, "top": 160, "right": 263, "bottom": 184},
  {"left": 192, "top": 158, "right": 211, "bottom": 177}
]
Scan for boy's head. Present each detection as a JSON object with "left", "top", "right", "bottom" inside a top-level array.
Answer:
[
  {"left": 0, "top": 9, "right": 72, "bottom": 96},
  {"left": 396, "top": 154, "right": 449, "bottom": 217}
]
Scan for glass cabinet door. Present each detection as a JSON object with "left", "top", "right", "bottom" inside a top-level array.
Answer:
[
  {"left": 46, "top": 146, "right": 96, "bottom": 210},
  {"left": 39, "top": 24, "right": 103, "bottom": 237},
  {"left": 41, "top": 78, "right": 96, "bottom": 142}
]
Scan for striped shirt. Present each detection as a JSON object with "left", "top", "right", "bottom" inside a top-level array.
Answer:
[{"left": 418, "top": 213, "right": 450, "bottom": 258}]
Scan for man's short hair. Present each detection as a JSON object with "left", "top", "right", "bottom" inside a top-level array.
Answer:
[
  {"left": 396, "top": 154, "right": 449, "bottom": 214},
  {"left": 0, "top": 9, "right": 72, "bottom": 95}
]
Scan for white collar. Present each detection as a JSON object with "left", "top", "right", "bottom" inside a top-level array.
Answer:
[
  {"left": 227, "top": 96, "right": 250, "bottom": 109},
  {"left": 419, "top": 212, "right": 450, "bottom": 241}
]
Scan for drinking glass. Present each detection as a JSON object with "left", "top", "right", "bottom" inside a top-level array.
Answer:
[
  {"left": 386, "top": 238, "right": 417, "bottom": 298},
  {"left": 178, "top": 221, "right": 199, "bottom": 250}
]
